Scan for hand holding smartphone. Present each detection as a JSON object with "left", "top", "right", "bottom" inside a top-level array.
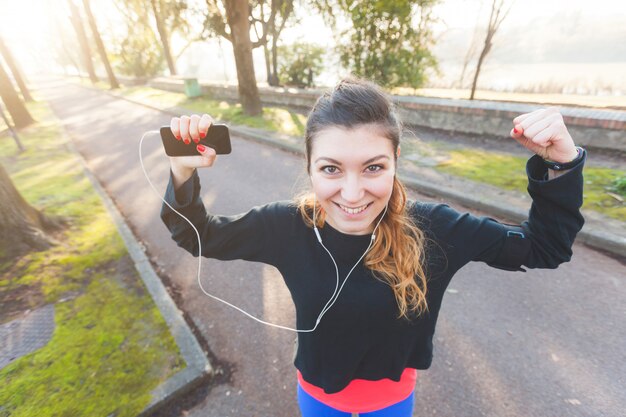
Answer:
[
  {"left": 161, "top": 123, "right": 231, "bottom": 156},
  {"left": 164, "top": 115, "right": 230, "bottom": 187}
]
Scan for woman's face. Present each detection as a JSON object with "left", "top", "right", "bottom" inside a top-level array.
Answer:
[{"left": 309, "top": 124, "right": 398, "bottom": 235}]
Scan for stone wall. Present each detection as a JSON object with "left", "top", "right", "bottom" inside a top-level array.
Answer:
[{"left": 149, "top": 78, "right": 626, "bottom": 152}]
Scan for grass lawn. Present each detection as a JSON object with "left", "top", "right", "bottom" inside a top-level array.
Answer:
[
  {"left": 434, "top": 149, "right": 626, "bottom": 221},
  {"left": 82, "top": 80, "right": 307, "bottom": 137},
  {"left": 0, "top": 100, "right": 184, "bottom": 417}
]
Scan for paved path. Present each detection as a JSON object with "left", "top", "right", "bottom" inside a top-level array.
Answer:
[{"left": 39, "top": 77, "right": 626, "bottom": 417}]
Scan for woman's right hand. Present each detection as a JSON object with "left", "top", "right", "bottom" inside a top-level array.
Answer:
[
  {"left": 169, "top": 114, "right": 218, "bottom": 187},
  {"left": 169, "top": 114, "right": 218, "bottom": 169}
]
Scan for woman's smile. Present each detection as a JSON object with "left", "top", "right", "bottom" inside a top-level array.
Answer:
[{"left": 335, "top": 202, "right": 373, "bottom": 216}]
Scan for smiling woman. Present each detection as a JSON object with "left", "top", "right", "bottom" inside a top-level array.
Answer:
[
  {"left": 295, "top": 78, "right": 430, "bottom": 329},
  {"left": 159, "top": 76, "right": 585, "bottom": 416}
]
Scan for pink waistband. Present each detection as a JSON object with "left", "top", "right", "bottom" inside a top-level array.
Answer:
[{"left": 297, "top": 368, "right": 418, "bottom": 413}]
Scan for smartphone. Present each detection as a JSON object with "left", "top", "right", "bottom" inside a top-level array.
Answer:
[{"left": 160, "top": 124, "right": 232, "bottom": 156}]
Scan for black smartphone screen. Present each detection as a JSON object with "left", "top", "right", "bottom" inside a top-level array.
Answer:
[{"left": 160, "top": 124, "right": 232, "bottom": 156}]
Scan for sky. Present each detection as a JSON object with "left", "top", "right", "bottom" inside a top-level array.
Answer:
[
  {"left": 0, "top": 0, "right": 625, "bottom": 93},
  {"left": 432, "top": 0, "right": 626, "bottom": 29}
]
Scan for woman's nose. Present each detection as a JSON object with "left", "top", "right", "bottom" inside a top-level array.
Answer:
[{"left": 341, "top": 175, "right": 365, "bottom": 203}]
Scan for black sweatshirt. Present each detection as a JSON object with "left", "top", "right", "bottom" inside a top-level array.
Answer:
[{"left": 160, "top": 153, "right": 585, "bottom": 394}]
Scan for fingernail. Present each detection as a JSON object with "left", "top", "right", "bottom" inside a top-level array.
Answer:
[
  {"left": 184, "top": 139, "right": 190, "bottom": 144},
  {"left": 200, "top": 131, "right": 206, "bottom": 138},
  {"left": 176, "top": 134, "right": 181, "bottom": 140},
  {"left": 193, "top": 138, "right": 199, "bottom": 143},
  {"left": 513, "top": 128, "right": 519, "bottom": 134},
  {"left": 197, "top": 144, "right": 206, "bottom": 152}
]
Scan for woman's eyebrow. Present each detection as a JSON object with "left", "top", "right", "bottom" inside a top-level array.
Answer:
[{"left": 314, "top": 155, "right": 390, "bottom": 165}]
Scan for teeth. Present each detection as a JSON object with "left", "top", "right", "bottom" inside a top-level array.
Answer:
[{"left": 339, "top": 203, "right": 369, "bottom": 214}]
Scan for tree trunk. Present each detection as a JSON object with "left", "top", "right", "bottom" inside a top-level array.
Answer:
[
  {"left": 263, "top": 40, "right": 279, "bottom": 87},
  {"left": 470, "top": 0, "right": 510, "bottom": 100},
  {"left": 469, "top": 30, "right": 494, "bottom": 100},
  {"left": 459, "top": 35, "right": 478, "bottom": 89},
  {"left": 269, "top": 31, "right": 280, "bottom": 86},
  {"left": 150, "top": 0, "right": 177, "bottom": 76},
  {"left": 224, "top": 0, "right": 262, "bottom": 116},
  {"left": 0, "top": 59, "right": 34, "bottom": 129},
  {"left": 0, "top": 36, "right": 33, "bottom": 102},
  {"left": 82, "top": 0, "right": 119, "bottom": 89},
  {"left": 263, "top": 42, "right": 272, "bottom": 85},
  {"left": 67, "top": 0, "right": 98, "bottom": 84},
  {"left": 268, "top": 0, "right": 292, "bottom": 87},
  {"left": 0, "top": 163, "right": 63, "bottom": 258}
]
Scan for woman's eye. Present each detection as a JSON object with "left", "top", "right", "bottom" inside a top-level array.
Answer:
[
  {"left": 321, "top": 166, "right": 338, "bottom": 174},
  {"left": 367, "top": 164, "right": 383, "bottom": 173}
]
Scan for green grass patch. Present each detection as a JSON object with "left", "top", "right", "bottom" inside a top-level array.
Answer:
[
  {"left": 0, "top": 276, "right": 183, "bottom": 417},
  {"left": 0, "top": 100, "right": 184, "bottom": 416},
  {"left": 90, "top": 83, "right": 308, "bottom": 137},
  {"left": 183, "top": 95, "right": 307, "bottom": 137},
  {"left": 435, "top": 149, "right": 626, "bottom": 221}
]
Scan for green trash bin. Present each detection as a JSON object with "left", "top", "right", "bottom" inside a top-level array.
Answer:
[{"left": 183, "top": 78, "right": 201, "bottom": 98}]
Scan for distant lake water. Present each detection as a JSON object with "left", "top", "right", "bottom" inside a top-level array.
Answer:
[{"left": 430, "top": 62, "right": 626, "bottom": 95}]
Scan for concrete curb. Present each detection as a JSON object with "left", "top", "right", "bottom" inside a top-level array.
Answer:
[
  {"left": 89, "top": 83, "right": 626, "bottom": 260},
  {"left": 62, "top": 128, "right": 212, "bottom": 416}
]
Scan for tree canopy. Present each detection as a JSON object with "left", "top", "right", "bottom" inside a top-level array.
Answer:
[{"left": 314, "top": 0, "right": 440, "bottom": 89}]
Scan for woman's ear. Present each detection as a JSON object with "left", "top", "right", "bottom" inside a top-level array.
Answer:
[{"left": 396, "top": 146, "right": 401, "bottom": 158}]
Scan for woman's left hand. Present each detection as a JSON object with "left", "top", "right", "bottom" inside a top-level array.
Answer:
[{"left": 510, "top": 107, "right": 578, "bottom": 163}]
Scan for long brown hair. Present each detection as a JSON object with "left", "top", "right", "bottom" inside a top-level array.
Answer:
[{"left": 296, "top": 76, "right": 429, "bottom": 319}]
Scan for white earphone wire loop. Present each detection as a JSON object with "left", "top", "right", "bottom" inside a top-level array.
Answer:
[
  {"left": 140, "top": 130, "right": 387, "bottom": 333},
  {"left": 312, "top": 194, "right": 388, "bottom": 322}
]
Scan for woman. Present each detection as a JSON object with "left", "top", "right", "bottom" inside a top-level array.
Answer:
[{"left": 161, "top": 77, "right": 585, "bottom": 416}]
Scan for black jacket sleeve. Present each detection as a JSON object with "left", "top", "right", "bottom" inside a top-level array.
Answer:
[
  {"left": 415, "top": 152, "right": 585, "bottom": 272},
  {"left": 160, "top": 169, "right": 291, "bottom": 267}
]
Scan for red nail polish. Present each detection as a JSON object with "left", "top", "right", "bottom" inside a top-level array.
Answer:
[
  {"left": 184, "top": 139, "right": 190, "bottom": 145},
  {"left": 193, "top": 138, "right": 199, "bottom": 143},
  {"left": 200, "top": 131, "right": 206, "bottom": 138},
  {"left": 513, "top": 128, "right": 519, "bottom": 134},
  {"left": 176, "top": 134, "right": 181, "bottom": 140},
  {"left": 197, "top": 144, "right": 206, "bottom": 152}
]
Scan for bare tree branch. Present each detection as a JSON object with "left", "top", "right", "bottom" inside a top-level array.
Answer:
[{"left": 469, "top": 0, "right": 514, "bottom": 99}]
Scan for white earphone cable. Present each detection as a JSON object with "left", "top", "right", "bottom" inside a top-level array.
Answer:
[
  {"left": 139, "top": 130, "right": 387, "bottom": 332},
  {"left": 312, "top": 195, "right": 388, "bottom": 322}
]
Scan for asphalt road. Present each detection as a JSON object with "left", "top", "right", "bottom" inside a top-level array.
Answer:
[{"left": 39, "top": 77, "right": 626, "bottom": 417}]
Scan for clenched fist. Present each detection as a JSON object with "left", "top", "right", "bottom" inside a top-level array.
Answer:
[{"left": 510, "top": 107, "right": 578, "bottom": 163}]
